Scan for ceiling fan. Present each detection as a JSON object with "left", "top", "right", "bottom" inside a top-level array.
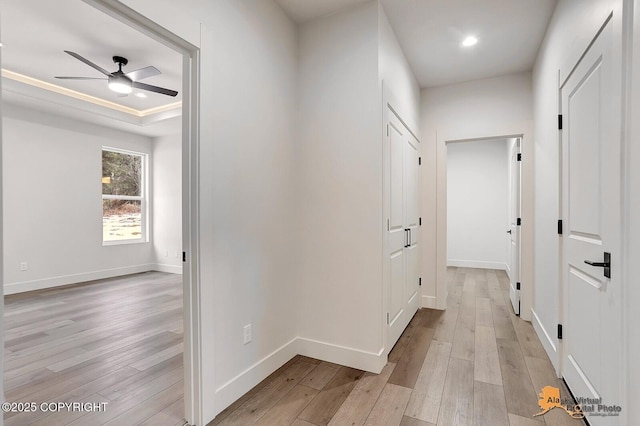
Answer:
[{"left": 55, "top": 50, "right": 178, "bottom": 97}]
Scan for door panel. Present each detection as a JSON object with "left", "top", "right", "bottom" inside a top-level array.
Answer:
[
  {"left": 387, "top": 120, "right": 406, "bottom": 345},
  {"left": 561, "top": 19, "right": 620, "bottom": 425},
  {"left": 405, "top": 134, "right": 420, "bottom": 316}
]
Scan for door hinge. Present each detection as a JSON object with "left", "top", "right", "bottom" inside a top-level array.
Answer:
[
  {"left": 182, "top": 251, "right": 186, "bottom": 262},
  {"left": 387, "top": 312, "right": 390, "bottom": 324},
  {"left": 558, "top": 114, "right": 563, "bottom": 130},
  {"left": 517, "top": 218, "right": 522, "bottom": 226},
  {"left": 558, "top": 219, "right": 563, "bottom": 235},
  {"left": 516, "top": 282, "right": 521, "bottom": 290},
  {"left": 418, "top": 156, "right": 422, "bottom": 165},
  {"left": 387, "top": 218, "right": 390, "bottom": 231},
  {"left": 419, "top": 277, "right": 422, "bottom": 287},
  {"left": 557, "top": 324, "right": 563, "bottom": 340},
  {"left": 419, "top": 217, "right": 422, "bottom": 226},
  {"left": 517, "top": 153, "right": 522, "bottom": 162},
  {"left": 386, "top": 124, "right": 389, "bottom": 136}
]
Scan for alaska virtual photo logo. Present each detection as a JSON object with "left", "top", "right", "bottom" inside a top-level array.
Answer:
[{"left": 534, "top": 386, "right": 622, "bottom": 419}]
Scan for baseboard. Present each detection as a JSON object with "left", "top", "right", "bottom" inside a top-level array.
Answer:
[
  {"left": 152, "top": 263, "right": 183, "bottom": 274},
  {"left": 296, "top": 337, "right": 386, "bottom": 374},
  {"left": 210, "top": 336, "right": 386, "bottom": 421},
  {"left": 447, "top": 259, "right": 507, "bottom": 270},
  {"left": 213, "top": 338, "right": 299, "bottom": 416},
  {"left": 421, "top": 295, "right": 439, "bottom": 309},
  {"left": 531, "top": 308, "right": 558, "bottom": 370},
  {"left": 4, "top": 264, "right": 157, "bottom": 295}
]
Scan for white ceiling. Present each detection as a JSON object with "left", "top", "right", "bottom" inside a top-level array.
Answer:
[
  {"left": 276, "top": 0, "right": 371, "bottom": 23},
  {"left": 1, "top": 0, "right": 556, "bottom": 134},
  {"left": 277, "top": 0, "right": 557, "bottom": 88},
  {"left": 1, "top": 0, "right": 183, "bottom": 135}
]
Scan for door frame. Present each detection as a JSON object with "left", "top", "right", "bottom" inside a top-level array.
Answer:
[
  {"left": 83, "top": 1, "right": 203, "bottom": 424},
  {"left": 435, "top": 127, "right": 533, "bottom": 320},
  {"left": 507, "top": 137, "right": 522, "bottom": 315}
]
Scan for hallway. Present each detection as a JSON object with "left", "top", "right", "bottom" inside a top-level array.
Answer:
[{"left": 211, "top": 268, "right": 580, "bottom": 426}]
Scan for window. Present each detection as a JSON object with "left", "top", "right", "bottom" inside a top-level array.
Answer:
[{"left": 102, "top": 148, "right": 147, "bottom": 244}]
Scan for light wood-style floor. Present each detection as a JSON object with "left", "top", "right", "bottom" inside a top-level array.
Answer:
[
  {"left": 3, "top": 271, "right": 186, "bottom": 426},
  {"left": 210, "top": 268, "right": 583, "bottom": 426}
]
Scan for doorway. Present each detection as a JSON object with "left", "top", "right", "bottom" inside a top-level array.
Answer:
[
  {"left": 442, "top": 134, "right": 524, "bottom": 316},
  {"left": 0, "top": 0, "right": 201, "bottom": 423}
]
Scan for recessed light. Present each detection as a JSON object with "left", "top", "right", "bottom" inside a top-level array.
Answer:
[
  {"left": 134, "top": 92, "right": 147, "bottom": 98},
  {"left": 462, "top": 36, "right": 478, "bottom": 47}
]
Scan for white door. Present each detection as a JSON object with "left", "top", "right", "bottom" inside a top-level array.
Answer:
[
  {"left": 384, "top": 106, "right": 420, "bottom": 349},
  {"left": 404, "top": 131, "right": 420, "bottom": 320},
  {"left": 386, "top": 112, "right": 407, "bottom": 347},
  {"left": 508, "top": 138, "right": 521, "bottom": 315},
  {"left": 560, "top": 18, "right": 621, "bottom": 425}
]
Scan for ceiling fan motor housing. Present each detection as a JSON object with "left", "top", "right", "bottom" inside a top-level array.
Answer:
[{"left": 112, "top": 56, "right": 128, "bottom": 67}]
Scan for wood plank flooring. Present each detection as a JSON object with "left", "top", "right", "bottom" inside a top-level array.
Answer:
[
  {"left": 210, "top": 268, "right": 583, "bottom": 426},
  {"left": 3, "top": 272, "right": 185, "bottom": 426}
]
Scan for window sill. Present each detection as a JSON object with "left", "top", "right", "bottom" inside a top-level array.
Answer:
[{"left": 103, "top": 239, "right": 149, "bottom": 247}]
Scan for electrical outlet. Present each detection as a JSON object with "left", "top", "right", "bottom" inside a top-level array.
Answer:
[
  {"left": 20, "top": 261, "right": 27, "bottom": 271},
  {"left": 164, "top": 250, "right": 169, "bottom": 258},
  {"left": 175, "top": 251, "right": 180, "bottom": 259},
  {"left": 243, "top": 324, "right": 252, "bottom": 345}
]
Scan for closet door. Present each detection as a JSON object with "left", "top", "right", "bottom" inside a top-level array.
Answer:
[
  {"left": 384, "top": 105, "right": 420, "bottom": 351},
  {"left": 404, "top": 132, "right": 420, "bottom": 321},
  {"left": 386, "top": 112, "right": 407, "bottom": 347}
]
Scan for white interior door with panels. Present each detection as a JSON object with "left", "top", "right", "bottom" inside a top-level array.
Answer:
[
  {"left": 560, "top": 16, "right": 622, "bottom": 425},
  {"left": 508, "top": 138, "right": 522, "bottom": 316},
  {"left": 383, "top": 102, "right": 420, "bottom": 351}
]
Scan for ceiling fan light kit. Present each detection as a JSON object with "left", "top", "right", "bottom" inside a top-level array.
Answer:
[{"left": 55, "top": 51, "right": 178, "bottom": 97}]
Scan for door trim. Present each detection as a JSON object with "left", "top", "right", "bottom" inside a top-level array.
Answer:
[
  {"left": 83, "top": 1, "right": 203, "bottom": 424},
  {"left": 436, "top": 128, "right": 533, "bottom": 320}
]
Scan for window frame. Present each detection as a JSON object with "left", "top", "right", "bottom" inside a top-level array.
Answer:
[{"left": 101, "top": 146, "right": 149, "bottom": 246}]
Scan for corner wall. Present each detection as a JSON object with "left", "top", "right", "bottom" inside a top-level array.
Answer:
[
  {"left": 197, "top": 0, "right": 299, "bottom": 420},
  {"left": 152, "top": 133, "right": 182, "bottom": 273},
  {"left": 296, "top": 1, "right": 384, "bottom": 369},
  {"left": 2, "top": 105, "right": 154, "bottom": 294}
]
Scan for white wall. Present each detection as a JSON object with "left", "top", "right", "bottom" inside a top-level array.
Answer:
[
  {"left": 296, "top": 1, "right": 383, "bottom": 368},
  {"left": 2, "top": 104, "right": 154, "bottom": 294},
  {"left": 378, "top": 2, "right": 421, "bottom": 133},
  {"left": 420, "top": 72, "right": 533, "bottom": 312},
  {"left": 152, "top": 133, "right": 182, "bottom": 273},
  {"left": 531, "top": 0, "right": 621, "bottom": 368},
  {"left": 446, "top": 139, "right": 508, "bottom": 270},
  {"left": 197, "top": 0, "right": 299, "bottom": 421}
]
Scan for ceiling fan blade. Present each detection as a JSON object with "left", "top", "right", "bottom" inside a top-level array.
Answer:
[
  {"left": 64, "top": 50, "right": 111, "bottom": 76},
  {"left": 125, "top": 66, "right": 160, "bottom": 82},
  {"left": 132, "top": 81, "right": 178, "bottom": 97},
  {"left": 55, "top": 76, "right": 107, "bottom": 80}
]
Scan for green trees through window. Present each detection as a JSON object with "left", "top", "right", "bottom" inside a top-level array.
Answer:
[{"left": 102, "top": 149, "right": 145, "bottom": 243}]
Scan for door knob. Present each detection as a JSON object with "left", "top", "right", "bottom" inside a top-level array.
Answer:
[
  {"left": 584, "top": 252, "right": 611, "bottom": 278},
  {"left": 507, "top": 230, "right": 512, "bottom": 234}
]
